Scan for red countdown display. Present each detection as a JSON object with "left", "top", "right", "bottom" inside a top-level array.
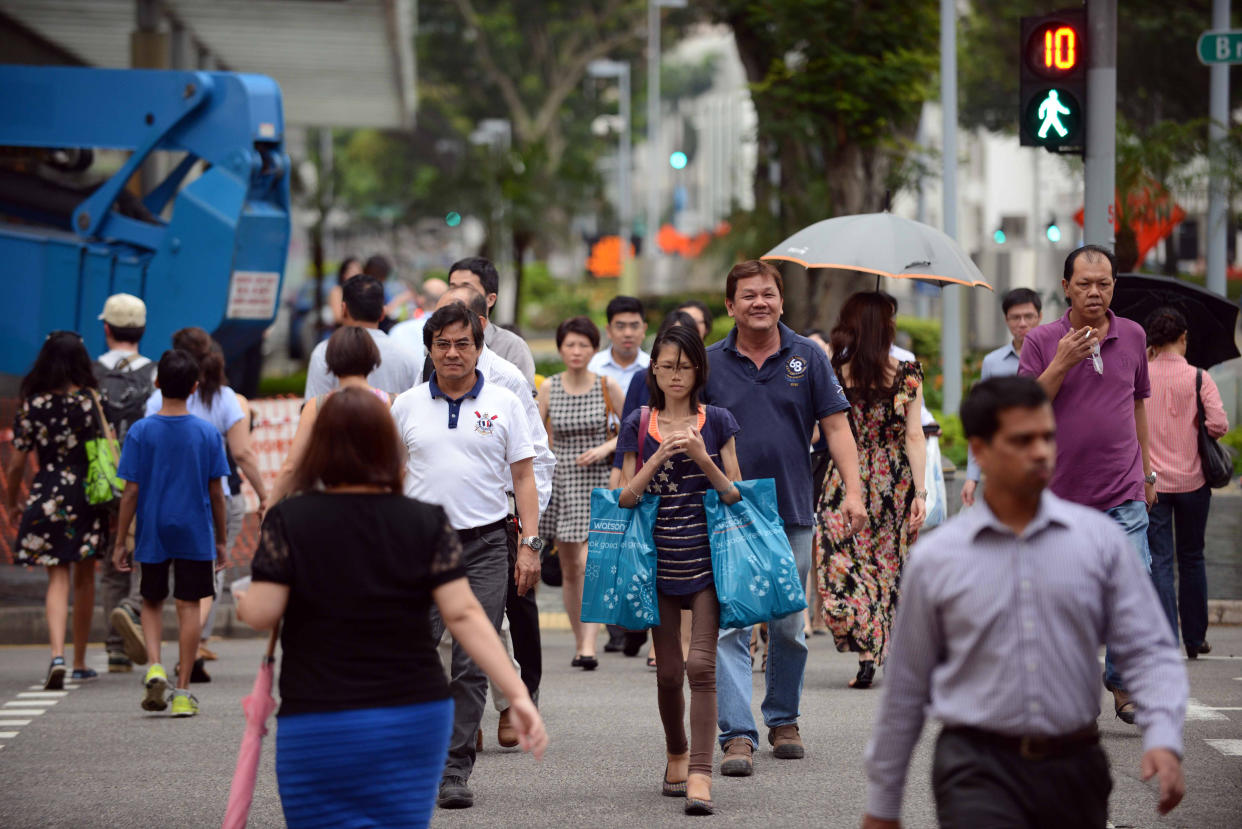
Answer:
[{"left": 1026, "top": 21, "right": 1082, "bottom": 79}]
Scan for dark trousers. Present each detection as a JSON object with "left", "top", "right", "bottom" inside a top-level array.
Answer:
[
  {"left": 933, "top": 729, "right": 1111, "bottom": 829},
  {"left": 1146, "top": 485, "right": 1211, "bottom": 651},
  {"left": 505, "top": 519, "right": 542, "bottom": 701},
  {"left": 428, "top": 526, "right": 509, "bottom": 781}
]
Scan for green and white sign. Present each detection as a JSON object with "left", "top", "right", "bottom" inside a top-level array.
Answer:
[{"left": 1198, "top": 30, "right": 1242, "bottom": 65}]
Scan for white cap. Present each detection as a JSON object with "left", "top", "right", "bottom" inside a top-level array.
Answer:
[{"left": 98, "top": 293, "right": 146, "bottom": 328}]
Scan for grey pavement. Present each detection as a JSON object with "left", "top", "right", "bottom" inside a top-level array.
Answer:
[{"left": 0, "top": 628, "right": 1240, "bottom": 828}]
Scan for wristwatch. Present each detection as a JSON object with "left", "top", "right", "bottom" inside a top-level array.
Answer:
[
  {"left": 520, "top": 535, "right": 546, "bottom": 553},
  {"left": 1144, "top": 472, "right": 1157, "bottom": 485}
]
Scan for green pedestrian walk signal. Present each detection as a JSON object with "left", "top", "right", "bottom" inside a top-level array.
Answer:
[{"left": 1019, "top": 10, "right": 1086, "bottom": 154}]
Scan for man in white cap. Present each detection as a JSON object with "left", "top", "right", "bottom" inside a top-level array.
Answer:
[{"left": 94, "top": 293, "right": 157, "bottom": 673}]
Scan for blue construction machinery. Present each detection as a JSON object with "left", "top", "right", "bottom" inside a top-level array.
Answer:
[{"left": 0, "top": 65, "right": 290, "bottom": 380}]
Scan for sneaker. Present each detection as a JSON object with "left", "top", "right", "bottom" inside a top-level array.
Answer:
[
  {"left": 70, "top": 667, "right": 98, "bottom": 682},
  {"left": 109, "top": 606, "right": 148, "bottom": 665},
  {"left": 768, "top": 723, "right": 805, "bottom": 759},
  {"left": 720, "top": 738, "right": 754, "bottom": 777},
  {"left": 107, "top": 652, "right": 133, "bottom": 673},
  {"left": 142, "top": 664, "right": 170, "bottom": 712},
  {"left": 44, "top": 657, "right": 66, "bottom": 691},
  {"left": 170, "top": 691, "right": 199, "bottom": 718},
  {"left": 437, "top": 776, "right": 474, "bottom": 809}
]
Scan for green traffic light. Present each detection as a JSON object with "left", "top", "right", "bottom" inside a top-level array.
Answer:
[
  {"left": 445, "top": 211, "right": 462, "bottom": 227},
  {"left": 993, "top": 229, "right": 1007, "bottom": 244},
  {"left": 1046, "top": 223, "right": 1062, "bottom": 243},
  {"left": 669, "top": 151, "right": 688, "bottom": 170},
  {"left": 1026, "top": 88, "right": 1082, "bottom": 146}
]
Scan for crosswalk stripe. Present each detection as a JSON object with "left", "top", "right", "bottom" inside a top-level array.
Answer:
[
  {"left": 0, "top": 720, "right": 32, "bottom": 727},
  {"left": 0, "top": 732, "right": 17, "bottom": 739},
  {"left": 26, "top": 685, "right": 78, "bottom": 691},
  {"left": 1205, "top": 739, "right": 1242, "bottom": 756},
  {"left": 3, "top": 700, "right": 57, "bottom": 708},
  {"left": 1185, "top": 699, "right": 1230, "bottom": 721},
  {"left": 18, "top": 691, "right": 68, "bottom": 698},
  {"left": 0, "top": 710, "right": 46, "bottom": 717}
]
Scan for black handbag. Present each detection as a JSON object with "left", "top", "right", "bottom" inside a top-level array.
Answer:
[
  {"left": 1195, "top": 370, "right": 1234, "bottom": 489},
  {"left": 540, "top": 543, "right": 563, "bottom": 587}
]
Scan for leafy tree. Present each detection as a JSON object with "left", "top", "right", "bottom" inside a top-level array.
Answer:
[{"left": 704, "top": 0, "right": 940, "bottom": 330}]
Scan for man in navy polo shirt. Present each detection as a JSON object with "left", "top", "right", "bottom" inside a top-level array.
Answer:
[
  {"left": 705, "top": 259, "right": 865, "bottom": 775},
  {"left": 390, "top": 302, "right": 540, "bottom": 810}
]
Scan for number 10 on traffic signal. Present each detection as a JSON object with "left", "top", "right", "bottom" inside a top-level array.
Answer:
[{"left": 1019, "top": 9, "right": 1087, "bottom": 154}]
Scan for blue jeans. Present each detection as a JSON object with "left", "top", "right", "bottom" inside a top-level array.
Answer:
[
  {"left": 1102, "top": 499, "right": 1152, "bottom": 692},
  {"left": 716, "top": 524, "right": 813, "bottom": 750},
  {"left": 1146, "top": 486, "right": 1211, "bottom": 652}
]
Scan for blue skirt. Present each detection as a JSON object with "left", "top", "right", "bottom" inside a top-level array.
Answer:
[{"left": 275, "top": 698, "right": 454, "bottom": 829}]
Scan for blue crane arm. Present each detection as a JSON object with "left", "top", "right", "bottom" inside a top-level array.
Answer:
[{"left": 0, "top": 66, "right": 291, "bottom": 378}]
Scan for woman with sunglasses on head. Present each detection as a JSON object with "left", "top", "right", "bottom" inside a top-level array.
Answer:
[
  {"left": 617, "top": 324, "right": 743, "bottom": 816},
  {"left": 4, "top": 331, "right": 108, "bottom": 688}
]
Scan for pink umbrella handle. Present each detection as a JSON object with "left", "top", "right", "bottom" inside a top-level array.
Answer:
[{"left": 264, "top": 624, "right": 280, "bottom": 663}]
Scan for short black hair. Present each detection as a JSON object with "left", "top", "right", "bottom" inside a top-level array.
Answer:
[
  {"left": 325, "top": 326, "right": 381, "bottom": 378},
  {"left": 444, "top": 287, "right": 489, "bottom": 318},
  {"left": 646, "top": 325, "right": 709, "bottom": 410},
  {"left": 960, "top": 376, "right": 1050, "bottom": 442},
  {"left": 1064, "top": 244, "right": 1117, "bottom": 283},
  {"left": 448, "top": 256, "right": 500, "bottom": 297},
  {"left": 106, "top": 323, "right": 145, "bottom": 344},
  {"left": 1144, "top": 306, "right": 1188, "bottom": 349},
  {"left": 157, "top": 349, "right": 200, "bottom": 400},
  {"left": 423, "top": 301, "right": 484, "bottom": 350},
  {"left": 342, "top": 274, "right": 386, "bottom": 323},
  {"left": 606, "top": 295, "right": 644, "bottom": 322},
  {"left": 676, "top": 299, "right": 713, "bottom": 332},
  {"left": 363, "top": 254, "right": 392, "bottom": 281},
  {"left": 1002, "top": 288, "right": 1042, "bottom": 315},
  {"left": 658, "top": 309, "right": 698, "bottom": 338},
  {"left": 556, "top": 316, "right": 601, "bottom": 350}
]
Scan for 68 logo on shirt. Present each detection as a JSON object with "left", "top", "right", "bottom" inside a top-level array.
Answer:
[{"left": 474, "top": 411, "right": 499, "bottom": 436}]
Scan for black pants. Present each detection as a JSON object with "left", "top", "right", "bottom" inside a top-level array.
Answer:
[
  {"left": 505, "top": 519, "right": 542, "bottom": 701},
  {"left": 933, "top": 729, "right": 1112, "bottom": 829}
]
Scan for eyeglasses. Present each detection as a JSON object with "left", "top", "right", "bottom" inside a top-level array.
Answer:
[
  {"left": 431, "top": 338, "right": 476, "bottom": 353},
  {"left": 652, "top": 363, "right": 696, "bottom": 377}
]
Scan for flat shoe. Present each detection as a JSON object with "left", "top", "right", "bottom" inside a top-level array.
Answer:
[
  {"left": 849, "top": 660, "right": 875, "bottom": 689},
  {"left": 571, "top": 654, "right": 598, "bottom": 670},
  {"left": 685, "top": 798, "right": 714, "bottom": 816},
  {"left": 662, "top": 763, "right": 687, "bottom": 797}
]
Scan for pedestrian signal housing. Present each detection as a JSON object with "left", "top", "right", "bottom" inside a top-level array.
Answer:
[{"left": 1019, "top": 10, "right": 1086, "bottom": 154}]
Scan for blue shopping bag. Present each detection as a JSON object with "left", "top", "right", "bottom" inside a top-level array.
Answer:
[
  {"left": 704, "top": 479, "right": 808, "bottom": 629},
  {"left": 581, "top": 488, "right": 661, "bottom": 630}
]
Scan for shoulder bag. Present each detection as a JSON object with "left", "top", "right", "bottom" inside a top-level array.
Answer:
[
  {"left": 84, "top": 388, "right": 124, "bottom": 507},
  {"left": 1196, "top": 369, "right": 1234, "bottom": 489}
]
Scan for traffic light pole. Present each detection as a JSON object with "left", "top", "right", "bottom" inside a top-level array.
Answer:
[
  {"left": 1207, "top": 0, "right": 1231, "bottom": 296},
  {"left": 940, "top": 0, "right": 963, "bottom": 418},
  {"left": 1083, "top": 0, "right": 1117, "bottom": 247}
]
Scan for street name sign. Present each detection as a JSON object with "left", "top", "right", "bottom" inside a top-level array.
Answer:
[{"left": 1198, "top": 30, "right": 1242, "bottom": 65}]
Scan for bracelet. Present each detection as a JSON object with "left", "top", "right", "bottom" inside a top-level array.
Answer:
[{"left": 914, "top": 490, "right": 928, "bottom": 500}]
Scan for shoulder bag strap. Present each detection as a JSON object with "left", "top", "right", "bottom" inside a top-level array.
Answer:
[
  {"left": 1195, "top": 369, "right": 1206, "bottom": 425},
  {"left": 87, "top": 388, "right": 118, "bottom": 446},
  {"left": 601, "top": 375, "right": 618, "bottom": 437},
  {"left": 635, "top": 405, "right": 651, "bottom": 473}
]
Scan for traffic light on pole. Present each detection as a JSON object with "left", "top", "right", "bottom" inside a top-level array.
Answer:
[{"left": 1019, "top": 10, "right": 1086, "bottom": 154}]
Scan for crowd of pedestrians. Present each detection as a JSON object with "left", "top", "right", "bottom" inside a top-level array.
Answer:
[{"left": 4, "top": 243, "right": 1223, "bottom": 827}]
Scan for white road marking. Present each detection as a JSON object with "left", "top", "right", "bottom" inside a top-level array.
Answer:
[
  {"left": 0, "top": 732, "right": 16, "bottom": 738},
  {"left": 18, "top": 691, "right": 68, "bottom": 698},
  {"left": 1185, "top": 699, "right": 1230, "bottom": 721},
  {"left": 26, "top": 685, "right": 78, "bottom": 691},
  {"left": 3, "top": 700, "right": 57, "bottom": 708},
  {"left": 0, "top": 720, "right": 32, "bottom": 727},
  {"left": 0, "top": 710, "right": 46, "bottom": 717},
  {"left": 1205, "top": 739, "right": 1242, "bottom": 756}
]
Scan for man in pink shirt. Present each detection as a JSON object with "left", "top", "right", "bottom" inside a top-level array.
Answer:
[
  {"left": 1018, "top": 245, "right": 1162, "bottom": 725},
  {"left": 1142, "top": 307, "right": 1230, "bottom": 660}
]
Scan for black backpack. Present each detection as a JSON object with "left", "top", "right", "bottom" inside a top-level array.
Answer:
[{"left": 92, "top": 356, "right": 157, "bottom": 445}]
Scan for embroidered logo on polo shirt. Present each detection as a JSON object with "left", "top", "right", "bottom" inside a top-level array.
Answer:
[
  {"left": 785, "top": 355, "right": 808, "bottom": 382},
  {"left": 473, "top": 411, "right": 499, "bottom": 436}
]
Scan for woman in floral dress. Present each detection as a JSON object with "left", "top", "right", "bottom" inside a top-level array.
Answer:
[
  {"left": 817, "top": 293, "right": 927, "bottom": 689},
  {"left": 4, "top": 331, "right": 107, "bottom": 689}
]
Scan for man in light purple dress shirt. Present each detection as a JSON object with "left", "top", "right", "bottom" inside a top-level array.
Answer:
[
  {"left": 1017, "top": 245, "right": 1157, "bottom": 724},
  {"left": 861, "top": 377, "right": 1186, "bottom": 829}
]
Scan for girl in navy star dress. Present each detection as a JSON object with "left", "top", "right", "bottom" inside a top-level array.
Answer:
[{"left": 617, "top": 325, "right": 742, "bottom": 816}]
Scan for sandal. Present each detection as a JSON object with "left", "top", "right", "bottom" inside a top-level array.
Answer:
[
  {"left": 646, "top": 655, "right": 657, "bottom": 671},
  {"left": 849, "top": 660, "right": 876, "bottom": 689}
]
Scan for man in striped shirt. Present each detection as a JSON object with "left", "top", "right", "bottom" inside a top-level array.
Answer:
[{"left": 862, "top": 376, "right": 1186, "bottom": 829}]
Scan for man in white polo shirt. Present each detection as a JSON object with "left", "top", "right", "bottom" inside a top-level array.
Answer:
[{"left": 390, "top": 302, "right": 540, "bottom": 811}]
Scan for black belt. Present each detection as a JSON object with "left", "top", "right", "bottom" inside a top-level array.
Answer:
[
  {"left": 456, "top": 517, "right": 510, "bottom": 542},
  {"left": 944, "top": 723, "right": 1099, "bottom": 761}
]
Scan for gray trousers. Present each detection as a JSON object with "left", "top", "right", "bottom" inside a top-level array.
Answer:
[
  {"left": 428, "top": 524, "right": 509, "bottom": 781},
  {"left": 202, "top": 493, "right": 246, "bottom": 640},
  {"left": 100, "top": 532, "right": 141, "bottom": 654},
  {"left": 932, "top": 729, "right": 1111, "bottom": 829}
]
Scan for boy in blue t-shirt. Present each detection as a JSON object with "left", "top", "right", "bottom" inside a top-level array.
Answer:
[{"left": 113, "top": 349, "right": 230, "bottom": 717}]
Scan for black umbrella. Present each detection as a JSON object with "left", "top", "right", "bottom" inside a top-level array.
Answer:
[{"left": 1112, "top": 273, "right": 1240, "bottom": 369}]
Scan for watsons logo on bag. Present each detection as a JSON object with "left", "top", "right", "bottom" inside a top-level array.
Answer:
[{"left": 593, "top": 520, "right": 630, "bottom": 533}]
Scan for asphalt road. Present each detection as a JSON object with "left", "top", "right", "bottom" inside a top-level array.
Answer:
[{"left": 0, "top": 628, "right": 1239, "bottom": 828}]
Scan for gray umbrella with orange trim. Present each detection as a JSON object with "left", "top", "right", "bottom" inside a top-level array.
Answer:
[{"left": 762, "top": 213, "right": 993, "bottom": 291}]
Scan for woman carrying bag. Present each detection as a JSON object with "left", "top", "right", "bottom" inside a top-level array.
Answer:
[
  {"left": 617, "top": 325, "right": 742, "bottom": 816},
  {"left": 236, "top": 388, "right": 546, "bottom": 828}
]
